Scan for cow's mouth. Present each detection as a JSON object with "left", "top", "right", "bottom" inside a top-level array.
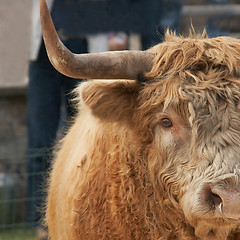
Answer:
[{"left": 194, "top": 218, "right": 237, "bottom": 240}]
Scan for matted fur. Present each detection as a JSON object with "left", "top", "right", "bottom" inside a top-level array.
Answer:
[{"left": 46, "top": 32, "right": 240, "bottom": 239}]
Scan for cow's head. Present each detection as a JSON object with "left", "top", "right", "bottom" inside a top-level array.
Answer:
[
  {"left": 139, "top": 34, "right": 240, "bottom": 239},
  {"left": 41, "top": 0, "right": 240, "bottom": 238}
]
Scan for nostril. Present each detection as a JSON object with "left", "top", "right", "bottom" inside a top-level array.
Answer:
[
  {"left": 203, "top": 184, "right": 223, "bottom": 209},
  {"left": 208, "top": 191, "right": 222, "bottom": 209},
  {"left": 203, "top": 184, "right": 240, "bottom": 221}
]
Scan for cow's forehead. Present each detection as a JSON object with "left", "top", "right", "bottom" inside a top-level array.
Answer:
[
  {"left": 147, "top": 34, "right": 240, "bottom": 113},
  {"left": 149, "top": 34, "right": 240, "bottom": 80},
  {"left": 180, "top": 83, "right": 240, "bottom": 149},
  {"left": 185, "top": 88, "right": 233, "bottom": 110},
  {"left": 182, "top": 84, "right": 239, "bottom": 123}
]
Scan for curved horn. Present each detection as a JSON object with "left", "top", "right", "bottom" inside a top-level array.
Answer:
[{"left": 40, "top": 0, "right": 154, "bottom": 80}]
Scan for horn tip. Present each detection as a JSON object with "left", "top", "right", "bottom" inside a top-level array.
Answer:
[
  {"left": 40, "top": 0, "right": 49, "bottom": 20},
  {"left": 40, "top": 0, "right": 47, "bottom": 9}
]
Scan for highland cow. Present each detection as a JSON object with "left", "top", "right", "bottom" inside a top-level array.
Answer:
[{"left": 40, "top": 0, "right": 240, "bottom": 239}]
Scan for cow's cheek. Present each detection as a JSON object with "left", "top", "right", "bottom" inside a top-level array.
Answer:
[
  {"left": 159, "top": 128, "right": 198, "bottom": 223},
  {"left": 179, "top": 184, "right": 201, "bottom": 226},
  {"left": 161, "top": 130, "right": 175, "bottom": 148},
  {"left": 158, "top": 124, "right": 189, "bottom": 153}
]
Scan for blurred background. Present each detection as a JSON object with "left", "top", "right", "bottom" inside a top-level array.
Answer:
[{"left": 1, "top": 0, "right": 240, "bottom": 239}]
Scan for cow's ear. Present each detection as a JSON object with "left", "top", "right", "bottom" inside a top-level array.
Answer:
[{"left": 78, "top": 80, "right": 140, "bottom": 122}]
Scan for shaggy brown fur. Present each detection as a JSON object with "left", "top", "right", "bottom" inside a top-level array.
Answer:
[{"left": 46, "top": 32, "right": 240, "bottom": 239}]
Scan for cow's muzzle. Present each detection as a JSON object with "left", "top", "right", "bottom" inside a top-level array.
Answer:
[
  {"left": 205, "top": 183, "right": 240, "bottom": 223},
  {"left": 219, "top": 202, "right": 240, "bottom": 223}
]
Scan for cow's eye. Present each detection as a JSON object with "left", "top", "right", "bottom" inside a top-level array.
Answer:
[{"left": 161, "top": 118, "right": 173, "bottom": 128}]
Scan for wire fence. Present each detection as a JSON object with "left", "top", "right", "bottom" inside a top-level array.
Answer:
[{"left": 0, "top": 168, "right": 43, "bottom": 240}]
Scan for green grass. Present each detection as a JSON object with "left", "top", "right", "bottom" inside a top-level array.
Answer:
[{"left": 0, "top": 228, "right": 36, "bottom": 240}]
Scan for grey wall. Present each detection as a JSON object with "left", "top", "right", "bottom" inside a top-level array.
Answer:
[{"left": 0, "top": 0, "right": 31, "bottom": 91}]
